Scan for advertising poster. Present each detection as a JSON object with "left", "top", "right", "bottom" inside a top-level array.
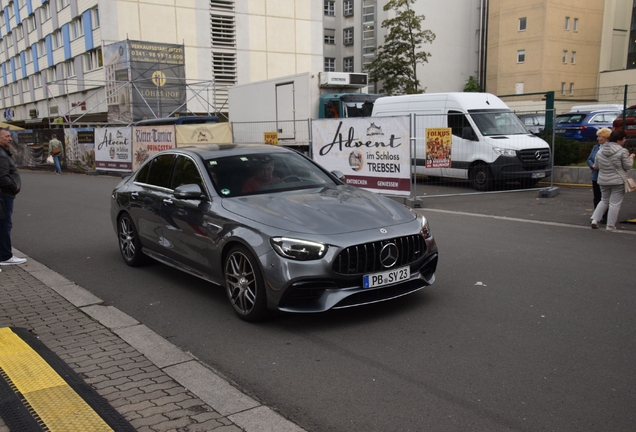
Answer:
[
  {"left": 311, "top": 117, "right": 411, "bottom": 196},
  {"left": 65, "top": 128, "right": 95, "bottom": 172},
  {"left": 12, "top": 129, "right": 66, "bottom": 169},
  {"left": 425, "top": 128, "right": 452, "bottom": 168},
  {"left": 129, "top": 40, "right": 187, "bottom": 121},
  {"left": 95, "top": 128, "right": 133, "bottom": 172},
  {"left": 103, "top": 41, "right": 132, "bottom": 124},
  {"left": 132, "top": 125, "right": 176, "bottom": 171},
  {"left": 175, "top": 123, "right": 233, "bottom": 146}
]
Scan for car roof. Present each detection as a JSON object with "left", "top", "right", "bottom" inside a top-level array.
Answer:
[
  {"left": 167, "top": 144, "right": 296, "bottom": 160},
  {"left": 558, "top": 110, "right": 619, "bottom": 116}
]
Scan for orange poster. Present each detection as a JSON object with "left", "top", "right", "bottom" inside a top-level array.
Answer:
[{"left": 425, "top": 128, "right": 452, "bottom": 168}]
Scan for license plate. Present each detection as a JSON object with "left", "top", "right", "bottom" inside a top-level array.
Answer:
[
  {"left": 363, "top": 266, "right": 410, "bottom": 289},
  {"left": 531, "top": 172, "right": 546, "bottom": 179},
  {"left": 555, "top": 129, "right": 565, "bottom": 133},
  {"left": 627, "top": 125, "right": 636, "bottom": 130}
]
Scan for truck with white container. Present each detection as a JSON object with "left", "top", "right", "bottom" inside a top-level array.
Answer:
[
  {"left": 228, "top": 72, "right": 381, "bottom": 142},
  {"left": 371, "top": 92, "right": 552, "bottom": 190}
]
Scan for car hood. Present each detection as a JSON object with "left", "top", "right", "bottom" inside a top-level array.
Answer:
[{"left": 221, "top": 185, "right": 415, "bottom": 235}]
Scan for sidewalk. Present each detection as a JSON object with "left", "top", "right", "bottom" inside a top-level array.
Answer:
[{"left": 0, "top": 250, "right": 305, "bottom": 432}]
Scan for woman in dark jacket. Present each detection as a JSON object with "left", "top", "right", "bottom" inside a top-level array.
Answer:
[{"left": 590, "top": 130, "right": 635, "bottom": 231}]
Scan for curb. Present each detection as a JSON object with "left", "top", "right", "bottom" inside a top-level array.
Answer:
[{"left": 6, "top": 248, "right": 306, "bottom": 432}]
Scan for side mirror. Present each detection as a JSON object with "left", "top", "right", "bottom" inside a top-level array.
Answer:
[
  {"left": 174, "top": 184, "right": 204, "bottom": 200},
  {"left": 331, "top": 170, "right": 346, "bottom": 183},
  {"left": 462, "top": 126, "right": 477, "bottom": 141}
]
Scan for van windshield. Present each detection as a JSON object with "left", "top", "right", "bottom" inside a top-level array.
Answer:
[{"left": 468, "top": 109, "right": 529, "bottom": 136}]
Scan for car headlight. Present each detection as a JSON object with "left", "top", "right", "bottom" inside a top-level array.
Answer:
[
  {"left": 418, "top": 215, "right": 432, "bottom": 239},
  {"left": 493, "top": 147, "right": 517, "bottom": 157},
  {"left": 270, "top": 237, "right": 328, "bottom": 260}
]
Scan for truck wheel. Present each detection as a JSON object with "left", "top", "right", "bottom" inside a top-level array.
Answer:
[{"left": 470, "top": 164, "right": 493, "bottom": 191}]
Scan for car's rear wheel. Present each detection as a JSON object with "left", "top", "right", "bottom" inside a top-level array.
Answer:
[
  {"left": 117, "top": 213, "right": 147, "bottom": 266},
  {"left": 470, "top": 163, "right": 494, "bottom": 191},
  {"left": 224, "top": 245, "right": 269, "bottom": 321}
]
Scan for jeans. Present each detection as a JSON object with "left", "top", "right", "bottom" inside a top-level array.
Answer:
[
  {"left": 591, "top": 180, "right": 607, "bottom": 222},
  {"left": 0, "top": 195, "right": 14, "bottom": 261},
  {"left": 592, "top": 184, "right": 625, "bottom": 228},
  {"left": 53, "top": 155, "right": 62, "bottom": 173}
]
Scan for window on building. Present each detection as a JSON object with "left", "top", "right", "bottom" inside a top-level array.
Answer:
[
  {"left": 0, "top": 43, "right": 4, "bottom": 54},
  {"left": 33, "top": 72, "right": 41, "bottom": 88},
  {"left": 344, "top": 0, "right": 353, "bottom": 17},
  {"left": 23, "top": 77, "right": 29, "bottom": 91},
  {"left": 92, "top": 8, "right": 100, "bottom": 28},
  {"left": 573, "top": 18, "right": 578, "bottom": 32},
  {"left": 571, "top": 51, "right": 576, "bottom": 64},
  {"left": 12, "top": 82, "right": 19, "bottom": 96},
  {"left": 564, "top": 16, "right": 570, "bottom": 30},
  {"left": 563, "top": 50, "right": 568, "bottom": 63},
  {"left": 8, "top": 4, "right": 14, "bottom": 19},
  {"left": 15, "top": 25, "right": 23, "bottom": 41},
  {"left": 52, "top": 30, "right": 61, "bottom": 49},
  {"left": 343, "top": 27, "right": 354, "bottom": 45},
  {"left": 519, "top": 17, "right": 526, "bottom": 31},
  {"left": 7, "top": 33, "right": 13, "bottom": 48},
  {"left": 37, "top": 40, "right": 46, "bottom": 57},
  {"left": 40, "top": 3, "right": 51, "bottom": 22},
  {"left": 515, "top": 82, "right": 524, "bottom": 94},
  {"left": 517, "top": 49, "right": 525, "bottom": 63},
  {"left": 18, "top": 0, "right": 26, "bottom": 8},
  {"left": 569, "top": 82, "right": 574, "bottom": 95},
  {"left": 70, "top": 17, "right": 84, "bottom": 39},
  {"left": 64, "top": 60, "right": 75, "bottom": 78},
  {"left": 324, "top": 57, "right": 335, "bottom": 72},
  {"left": 324, "top": 28, "right": 335, "bottom": 44},
  {"left": 324, "top": 0, "right": 335, "bottom": 16},
  {"left": 25, "top": 48, "right": 32, "bottom": 63},
  {"left": 84, "top": 48, "right": 103, "bottom": 71},
  {"left": 561, "top": 82, "right": 566, "bottom": 95},
  {"left": 344, "top": 56, "right": 354, "bottom": 72},
  {"left": 57, "top": 0, "right": 70, "bottom": 10},
  {"left": 47, "top": 67, "right": 57, "bottom": 83},
  {"left": 24, "top": 16, "right": 34, "bottom": 33}
]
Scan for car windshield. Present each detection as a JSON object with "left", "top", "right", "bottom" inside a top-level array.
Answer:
[
  {"left": 468, "top": 110, "right": 528, "bottom": 136},
  {"left": 206, "top": 151, "right": 337, "bottom": 197},
  {"left": 555, "top": 114, "right": 587, "bottom": 124}
]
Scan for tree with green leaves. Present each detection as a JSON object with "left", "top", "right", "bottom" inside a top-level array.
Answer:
[
  {"left": 366, "top": 0, "right": 435, "bottom": 95},
  {"left": 463, "top": 76, "right": 481, "bottom": 92}
]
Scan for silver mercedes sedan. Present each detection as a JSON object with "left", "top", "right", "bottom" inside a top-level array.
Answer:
[{"left": 111, "top": 144, "right": 438, "bottom": 321}]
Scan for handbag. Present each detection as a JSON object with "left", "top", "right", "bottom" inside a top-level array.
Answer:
[
  {"left": 46, "top": 155, "right": 54, "bottom": 164},
  {"left": 614, "top": 166, "right": 636, "bottom": 193},
  {"left": 51, "top": 146, "right": 61, "bottom": 156}
]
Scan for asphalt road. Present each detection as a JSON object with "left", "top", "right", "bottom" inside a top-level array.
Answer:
[{"left": 11, "top": 170, "right": 636, "bottom": 432}]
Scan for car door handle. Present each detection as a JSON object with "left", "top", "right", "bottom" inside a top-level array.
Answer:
[
  {"left": 163, "top": 198, "right": 174, "bottom": 205},
  {"left": 131, "top": 192, "right": 139, "bottom": 199}
]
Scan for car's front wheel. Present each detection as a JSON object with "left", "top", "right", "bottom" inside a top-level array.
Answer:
[
  {"left": 117, "top": 213, "right": 147, "bottom": 266},
  {"left": 224, "top": 245, "right": 269, "bottom": 321}
]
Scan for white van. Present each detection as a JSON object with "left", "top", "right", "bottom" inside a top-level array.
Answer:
[{"left": 371, "top": 92, "right": 552, "bottom": 190}]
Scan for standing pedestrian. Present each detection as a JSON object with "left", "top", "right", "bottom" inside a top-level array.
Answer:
[
  {"left": 587, "top": 127, "right": 610, "bottom": 224},
  {"left": 590, "top": 129, "right": 636, "bottom": 231},
  {"left": 0, "top": 129, "right": 27, "bottom": 265},
  {"left": 48, "top": 133, "right": 63, "bottom": 174}
]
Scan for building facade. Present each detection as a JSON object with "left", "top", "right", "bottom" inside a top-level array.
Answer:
[{"left": 487, "top": 0, "right": 636, "bottom": 98}]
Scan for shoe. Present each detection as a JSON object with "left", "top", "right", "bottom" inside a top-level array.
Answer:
[
  {"left": 0, "top": 256, "right": 27, "bottom": 265},
  {"left": 606, "top": 226, "right": 617, "bottom": 232},
  {"left": 590, "top": 220, "right": 598, "bottom": 229}
]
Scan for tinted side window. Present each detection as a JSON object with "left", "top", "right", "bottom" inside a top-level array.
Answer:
[
  {"left": 135, "top": 161, "right": 151, "bottom": 183},
  {"left": 146, "top": 154, "right": 175, "bottom": 188},
  {"left": 171, "top": 156, "right": 204, "bottom": 191},
  {"left": 448, "top": 110, "right": 473, "bottom": 138}
]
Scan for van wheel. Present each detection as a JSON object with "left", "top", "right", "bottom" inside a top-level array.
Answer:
[{"left": 470, "top": 164, "right": 493, "bottom": 191}]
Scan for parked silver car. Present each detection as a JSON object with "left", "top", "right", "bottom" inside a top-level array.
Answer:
[{"left": 111, "top": 144, "right": 439, "bottom": 321}]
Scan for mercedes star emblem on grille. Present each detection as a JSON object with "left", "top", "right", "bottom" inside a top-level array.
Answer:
[
  {"left": 535, "top": 150, "right": 542, "bottom": 160},
  {"left": 380, "top": 228, "right": 387, "bottom": 234},
  {"left": 380, "top": 243, "right": 399, "bottom": 268}
]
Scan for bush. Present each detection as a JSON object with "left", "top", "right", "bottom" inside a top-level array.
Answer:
[{"left": 541, "top": 132, "right": 595, "bottom": 166}]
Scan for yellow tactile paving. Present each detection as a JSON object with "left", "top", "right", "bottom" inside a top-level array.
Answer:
[{"left": 0, "top": 327, "right": 113, "bottom": 432}]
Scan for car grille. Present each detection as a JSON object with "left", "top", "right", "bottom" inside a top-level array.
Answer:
[
  {"left": 518, "top": 148, "right": 551, "bottom": 169},
  {"left": 332, "top": 234, "right": 426, "bottom": 275}
]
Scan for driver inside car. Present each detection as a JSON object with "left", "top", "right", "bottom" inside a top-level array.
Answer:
[{"left": 241, "top": 160, "right": 281, "bottom": 193}]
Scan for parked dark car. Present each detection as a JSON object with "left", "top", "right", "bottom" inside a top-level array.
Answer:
[
  {"left": 517, "top": 113, "right": 545, "bottom": 135},
  {"left": 111, "top": 144, "right": 439, "bottom": 321},
  {"left": 612, "top": 105, "right": 636, "bottom": 138},
  {"left": 554, "top": 110, "right": 620, "bottom": 141}
]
